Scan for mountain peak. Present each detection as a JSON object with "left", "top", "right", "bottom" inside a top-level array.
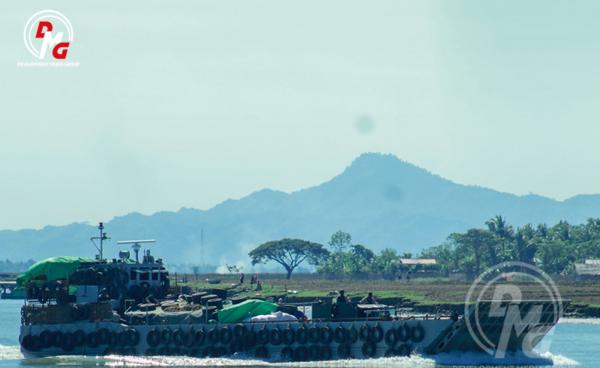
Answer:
[
  {"left": 4, "top": 152, "right": 600, "bottom": 266},
  {"left": 347, "top": 152, "right": 429, "bottom": 174},
  {"left": 335, "top": 152, "right": 441, "bottom": 187}
]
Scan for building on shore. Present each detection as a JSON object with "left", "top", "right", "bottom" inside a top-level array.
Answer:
[
  {"left": 575, "top": 259, "right": 600, "bottom": 281},
  {"left": 399, "top": 258, "right": 439, "bottom": 280}
]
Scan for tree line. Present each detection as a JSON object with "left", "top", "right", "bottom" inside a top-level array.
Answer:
[
  {"left": 249, "top": 230, "right": 418, "bottom": 279},
  {"left": 422, "top": 216, "right": 600, "bottom": 277},
  {"left": 249, "top": 216, "right": 600, "bottom": 279}
]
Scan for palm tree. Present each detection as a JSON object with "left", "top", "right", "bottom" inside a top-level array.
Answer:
[
  {"left": 451, "top": 229, "right": 495, "bottom": 277},
  {"left": 485, "top": 215, "right": 514, "bottom": 264},
  {"left": 514, "top": 224, "right": 538, "bottom": 264}
]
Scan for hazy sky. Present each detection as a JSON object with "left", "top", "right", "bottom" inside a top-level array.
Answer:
[{"left": 2, "top": 1, "right": 600, "bottom": 230}]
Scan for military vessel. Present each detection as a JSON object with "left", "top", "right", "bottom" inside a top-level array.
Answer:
[{"left": 18, "top": 223, "right": 562, "bottom": 362}]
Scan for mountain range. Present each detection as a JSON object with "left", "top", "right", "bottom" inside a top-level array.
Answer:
[{"left": 3, "top": 153, "right": 600, "bottom": 268}]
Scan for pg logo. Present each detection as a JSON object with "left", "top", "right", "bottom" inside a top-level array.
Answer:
[{"left": 24, "top": 10, "right": 73, "bottom": 60}]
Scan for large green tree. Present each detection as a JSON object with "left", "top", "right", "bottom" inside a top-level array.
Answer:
[
  {"left": 328, "top": 230, "right": 352, "bottom": 252},
  {"left": 249, "top": 239, "right": 329, "bottom": 279},
  {"left": 450, "top": 229, "right": 495, "bottom": 277}
]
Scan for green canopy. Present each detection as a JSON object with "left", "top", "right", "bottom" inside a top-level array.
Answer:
[
  {"left": 217, "top": 299, "right": 277, "bottom": 323},
  {"left": 16, "top": 256, "right": 95, "bottom": 287}
]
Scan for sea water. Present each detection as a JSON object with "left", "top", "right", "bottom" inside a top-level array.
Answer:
[{"left": 0, "top": 299, "right": 597, "bottom": 367}]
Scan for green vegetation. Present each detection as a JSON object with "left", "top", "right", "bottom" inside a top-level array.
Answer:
[
  {"left": 317, "top": 217, "right": 600, "bottom": 278},
  {"left": 248, "top": 230, "right": 428, "bottom": 280},
  {"left": 423, "top": 216, "right": 600, "bottom": 276},
  {"left": 248, "top": 239, "right": 329, "bottom": 279},
  {"left": 318, "top": 231, "right": 427, "bottom": 278},
  {"left": 240, "top": 217, "right": 600, "bottom": 312}
]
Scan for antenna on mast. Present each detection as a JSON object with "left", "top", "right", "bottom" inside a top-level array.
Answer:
[
  {"left": 117, "top": 240, "right": 156, "bottom": 263},
  {"left": 91, "top": 222, "right": 110, "bottom": 261}
]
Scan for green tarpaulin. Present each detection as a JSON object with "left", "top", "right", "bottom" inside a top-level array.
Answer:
[
  {"left": 217, "top": 299, "right": 277, "bottom": 323},
  {"left": 16, "top": 256, "right": 95, "bottom": 287}
]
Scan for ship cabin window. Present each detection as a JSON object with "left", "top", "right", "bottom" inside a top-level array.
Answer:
[
  {"left": 139, "top": 268, "right": 149, "bottom": 281},
  {"left": 151, "top": 269, "right": 158, "bottom": 281},
  {"left": 130, "top": 269, "right": 137, "bottom": 281}
]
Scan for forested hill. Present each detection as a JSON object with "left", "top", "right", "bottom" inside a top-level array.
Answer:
[{"left": 2, "top": 153, "right": 600, "bottom": 266}]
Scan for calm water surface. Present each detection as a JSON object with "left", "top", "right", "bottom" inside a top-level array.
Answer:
[{"left": 0, "top": 300, "right": 597, "bottom": 367}]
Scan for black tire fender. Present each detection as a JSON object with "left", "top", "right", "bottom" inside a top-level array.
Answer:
[
  {"left": 337, "top": 343, "right": 352, "bottom": 359},
  {"left": 257, "top": 327, "right": 270, "bottom": 345},
  {"left": 97, "top": 328, "right": 110, "bottom": 345},
  {"left": 320, "top": 345, "right": 332, "bottom": 360},
  {"left": 282, "top": 327, "right": 295, "bottom": 345},
  {"left": 348, "top": 326, "right": 359, "bottom": 344},
  {"left": 293, "top": 345, "right": 308, "bottom": 361},
  {"left": 296, "top": 326, "right": 308, "bottom": 344},
  {"left": 397, "top": 323, "right": 410, "bottom": 342},
  {"left": 72, "top": 329, "right": 86, "bottom": 347},
  {"left": 146, "top": 329, "right": 160, "bottom": 347},
  {"left": 194, "top": 328, "right": 206, "bottom": 346},
  {"left": 233, "top": 323, "right": 246, "bottom": 339},
  {"left": 183, "top": 329, "right": 194, "bottom": 348},
  {"left": 229, "top": 339, "right": 244, "bottom": 354},
  {"left": 361, "top": 341, "right": 376, "bottom": 358},
  {"left": 281, "top": 346, "right": 294, "bottom": 360},
  {"left": 243, "top": 329, "right": 257, "bottom": 349},
  {"left": 320, "top": 326, "right": 333, "bottom": 344},
  {"left": 161, "top": 328, "right": 173, "bottom": 345},
  {"left": 51, "top": 331, "right": 63, "bottom": 348},
  {"left": 118, "top": 330, "right": 129, "bottom": 346},
  {"left": 207, "top": 327, "right": 219, "bottom": 344},
  {"left": 397, "top": 343, "right": 412, "bottom": 356},
  {"left": 39, "top": 330, "right": 53, "bottom": 349},
  {"left": 85, "top": 331, "right": 100, "bottom": 348},
  {"left": 269, "top": 328, "right": 282, "bottom": 345},
  {"left": 108, "top": 331, "right": 119, "bottom": 347},
  {"left": 127, "top": 329, "right": 140, "bottom": 346},
  {"left": 308, "top": 326, "right": 320, "bottom": 344},
  {"left": 372, "top": 323, "right": 384, "bottom": 343},
  {"left": 219, "top": 326, "right": 232, "bottom": 344},
  {"left": 172, "top": 329, "right": 184, "bottom": 346},
  {"left": 308, "top": 345, "right": 320, "bottom": 361},
  {"left": 411, "top": 324, "right": 425, "bottom": 343},
  {"left": 359, "top": 324, "right": 371, "bottom": 341},
  {"left": 20, "top": 335, "right": 31, "bottom": 350},
  {"left": 384, "top": 328, "right": 397, "bottom": 346},
  {"left": 334, "top": 325, "right": 347, "bottom": 343},
  {"left": 60, "top": 332, "right": 74, "bottom": 352}
]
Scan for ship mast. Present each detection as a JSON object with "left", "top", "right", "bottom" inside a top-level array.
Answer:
[{"left": 91, "top": 222, "right": 110, "bottom": 261}]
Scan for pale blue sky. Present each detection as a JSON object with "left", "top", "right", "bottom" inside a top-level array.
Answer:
[{"left": 1, "top": 1, "right": 600, "bottom": 230}]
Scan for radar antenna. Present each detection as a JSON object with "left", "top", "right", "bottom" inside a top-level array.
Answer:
[
  {"left": 91, "top": 222, "right": 110, "bottom": 261},
  {"left": 116, "top": 239, "right": 156, "bottom": 263}
]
